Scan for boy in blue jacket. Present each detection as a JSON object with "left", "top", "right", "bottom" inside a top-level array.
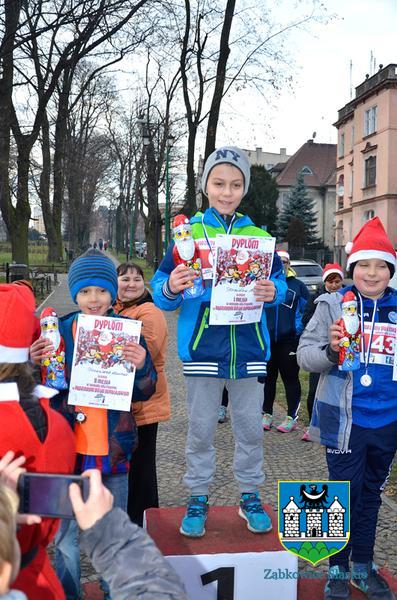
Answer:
[
  {"left": 31, "top": 249, "right": 157, "bottom": 600},
  {"left": 151, "top": 146, "right": 286, "bottom": 537},
  {"left": 297, "top": 217, "right": 397, "bottom": 600}
]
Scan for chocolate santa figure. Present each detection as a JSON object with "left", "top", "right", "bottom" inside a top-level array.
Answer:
[
  {"left": 40, "top": 307, "right": 68, "bottom": 390},
  {"left": 172, "top": 214, "right": 204, "bottom": 298},
  {"left": 338, "top": 291, "right": 361, "bottom": 371}
]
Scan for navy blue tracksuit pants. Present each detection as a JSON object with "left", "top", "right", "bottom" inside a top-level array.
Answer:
[{"left": 326, "top": 420, "right": 397, "bottom": 567}]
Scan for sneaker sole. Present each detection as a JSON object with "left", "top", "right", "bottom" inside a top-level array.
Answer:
[
  {"left": 179, "top": 525, "right": 206, "bottom": 538},
  {"left": 238, "top": 507, "right": 273, "bottom": 533},
  {"left": 277, "top": 425, "right": 298, "bottom": 433},
  {"left": 350, "top": 577, "right": 396, "bottom": 598}
]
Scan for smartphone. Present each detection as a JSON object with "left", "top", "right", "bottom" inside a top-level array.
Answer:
[{"left": 18, "top": 473, "right": 89, "bottom": 519}]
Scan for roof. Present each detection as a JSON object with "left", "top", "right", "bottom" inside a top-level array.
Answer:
[{"left": 276, "top": 140, "right": 336, "bottom": 188}]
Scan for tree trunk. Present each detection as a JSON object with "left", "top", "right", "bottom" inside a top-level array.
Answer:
[
  {"left": 11, "top": 145, "right": 31, "bottom": 263},
  {"left": 182, "top": 122, "right": 198, "bottom": 216},
  {"left": 201, "top": 0, "right": 236, "bottom": 211}
]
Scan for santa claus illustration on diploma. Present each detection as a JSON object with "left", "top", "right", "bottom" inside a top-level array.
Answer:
[
  {"left": 40, "top": 307, "right": 68, "bottom": 389},
  {"left": 338, "top": 291, "right": 361, "bottom": 371},
  {"left": 172, "top": 214, "right": 204, "bottom": 298}
]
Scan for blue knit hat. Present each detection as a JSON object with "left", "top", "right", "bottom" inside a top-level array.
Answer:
[
  {"left": 201, "top": 146, "right": 251, "bottom": 197},
  {"left": 68, "top": 249, "right": 118, "bottom": 303}
]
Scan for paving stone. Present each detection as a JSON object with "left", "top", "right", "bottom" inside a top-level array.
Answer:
[{"left": 39, "top": 259, "right": 397, "bottom": 585}]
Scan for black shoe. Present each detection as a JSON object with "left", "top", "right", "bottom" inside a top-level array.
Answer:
[
  {"left": 324, "top": 565, "right": 350, "bottom": 600},
  {"left": 351, "top": 562, "right": 396, "bottom": 599}
]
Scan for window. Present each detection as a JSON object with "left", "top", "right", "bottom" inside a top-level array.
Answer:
[
  {"left": 349, "top": 170, "right": 354, "bottom": 196},
  {"left": 351, "top": 125, "right": 355, "bottom": 150},
  {"left": 338, "top": 133, "right": 345, "bottom": 157},
  {"left": 364, "top": 106, "right": 377, "bottom": 136},
  {"left": 363, "top": 209, "right": 375, "bottom": 222},
  {"left": 300, "top": 165, "right": 313, "bottom": 176},
  {"left": 364, "top": 155, "right": 376, "bottom": 186}
]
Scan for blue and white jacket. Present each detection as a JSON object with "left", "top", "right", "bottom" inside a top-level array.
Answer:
[
  {"left": 297, "top": 285, "right": 397, "bottom": 450},
  {"left": 151, "top": 208, "right": 287, "bottom": 379}
]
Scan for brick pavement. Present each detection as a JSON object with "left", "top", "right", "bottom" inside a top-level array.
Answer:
[{"left": 40, "top": 262, "right": 397, "bottom": 590}]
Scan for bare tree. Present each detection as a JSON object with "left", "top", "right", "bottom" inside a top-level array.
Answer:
[{"left": 0, "top": 0, "right": 151, "bottom": 263}]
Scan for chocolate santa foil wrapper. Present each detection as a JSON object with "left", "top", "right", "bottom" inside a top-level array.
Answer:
[
  {"left": 338, "top": 291, "right": 361, "bottom": 372},
  {"left": 40, "top": 307, "right": 68, "bottom": 390}
]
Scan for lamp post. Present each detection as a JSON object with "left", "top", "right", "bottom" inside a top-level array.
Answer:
[
  {"left": 164, "top": 135, "right": 175, "bottom": 249},
  {"left": 137, "top": 117, "right": 160, "bottom": 269}
]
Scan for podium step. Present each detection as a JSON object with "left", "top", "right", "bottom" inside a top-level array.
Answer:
[{"left": 145, "top": 504, "right": 282, "bottom": 555}]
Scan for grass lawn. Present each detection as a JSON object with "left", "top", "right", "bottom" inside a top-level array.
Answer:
[{"left": 0, "top": 243, "right": 67, "bottom": 268}]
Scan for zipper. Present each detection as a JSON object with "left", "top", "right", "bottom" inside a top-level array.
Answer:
[
  {"left": 230, "top": 325, "right": 237, "bottom": 379},
  {"left": 192, "top": 307, "right": 210, "bottom": 351},
  {"left": 255, "top": 323, "right": 265, "bottom": 351}
]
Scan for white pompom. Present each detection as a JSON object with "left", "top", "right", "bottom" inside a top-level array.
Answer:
[{"left": 345, "top": 241, "right": 353, "bottom": 255}]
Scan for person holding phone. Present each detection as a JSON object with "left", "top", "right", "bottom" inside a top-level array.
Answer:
[
  {"left": 0, "top": 283, "right": 76, "bottom": 600},
  {"left": 70, "top": 470, "right": 187, "bottom": 599}
]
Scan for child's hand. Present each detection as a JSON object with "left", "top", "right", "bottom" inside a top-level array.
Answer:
[
  {"left": 168, "top": 264, "right": 198, "bottom": 294},
  {"left": 123, "top": 342, "right": 146, "bottom": 370},
  {"left": 0, "top": 451, "right": 41, "bottom": 525},
  {"left": 70, "top": 469, "right": 113, "bottom": 531},
  {"left": 30, "top": 336, "right": 53, "bottom": 365},
  {"left": 330, "top": 320, "right": 344, "bottom": 352},
  {"left": 253, "top": 279, "right": 276, "bottom": 303}
]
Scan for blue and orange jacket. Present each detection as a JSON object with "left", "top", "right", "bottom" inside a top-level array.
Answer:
[
  {"left": 266, "top": 270, "right": 310, "bottom": 343},
  {"left": 151, "top": 207, "right": 287, "bottom": 379},
  {"left": 53, "top": 309, "right": 157, "bottom": 474}
]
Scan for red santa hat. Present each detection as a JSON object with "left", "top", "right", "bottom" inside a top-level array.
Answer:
[
  {"left": 40, "top": 307, "right": 57, "bottom": 322},
  {"left": 172, "top": 214, "right": 191, "bottom": 235},
  {"left": 277, "top": 250, "right": 290, "bottom": 261},
  {"left": 341, "top": 290, "right": 357, "bottom": 307},
  {"left": 322, "top": 263, "right": 344, "bottom": 282},
  {"left": 0, "top": 283, "right": 35, "bottom": 363},
  {"left": 345, "top": 217, "right": 396, "bottom": 268}
]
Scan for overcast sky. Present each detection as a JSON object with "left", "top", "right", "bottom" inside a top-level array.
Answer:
[{"left": 215, "top": 0, "right": 397, "bottom": 156}]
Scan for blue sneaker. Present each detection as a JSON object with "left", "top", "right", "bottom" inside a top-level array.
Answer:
[
  {"left": 351, "top": 562, "right": 395, "bottom": 599},
  {"left": 238, "top": 492, "right": 272, "bottom": 533},
  {"left": 180, "top": 495, "right": 209, "bottom": 537},
  {"left": 324, "top": 565, "right": 350, "bottom": 600}
]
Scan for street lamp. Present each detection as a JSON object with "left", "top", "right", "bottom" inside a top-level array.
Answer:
[
  {"left": 137, "top": 117, "right": 160, "bottom": 270},
  {"left": 164, "top": 135, "right": 174, "bottom": 249}
]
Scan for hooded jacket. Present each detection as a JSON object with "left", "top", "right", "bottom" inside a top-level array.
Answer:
[
  {"left": 297, "top": 285, "right": 397, "bottom": 450},
  {"left": 151, "top": 208, "right": 287, "bottom": 379}
]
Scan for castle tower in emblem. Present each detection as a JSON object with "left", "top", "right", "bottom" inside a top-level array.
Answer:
[
  {"left": 282, "top": 497, "right": 301, "bottom": 538},
  {"left": 327, "top": 496, "right": 345, "bottom": 538},
  {"left": 306, "top": 508, "right": 324, "bottom": 538}
]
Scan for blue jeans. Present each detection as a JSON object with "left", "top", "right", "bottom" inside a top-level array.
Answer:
[{"left": 55, "top": 473, "right": 128, "bottom": 600}]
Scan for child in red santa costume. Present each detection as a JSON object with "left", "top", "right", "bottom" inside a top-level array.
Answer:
[
  {"left": 0, "top": 283, "right": 75, "bottom": 600},
  {"left": 298, "top": 217, "right": 397, "bottom": 600}
]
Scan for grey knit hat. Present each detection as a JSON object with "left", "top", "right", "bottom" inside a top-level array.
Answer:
[{"left": 201, "top": 146, "right": 251, "bottom": 197}]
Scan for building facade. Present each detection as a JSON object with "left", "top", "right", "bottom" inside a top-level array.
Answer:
[
  {"left": 334, "top": 63, "right": 397, "bottom": 265},
  {"left": 271, "top": 140, "right": 336, "bottom": 250},
  {"left": 242, "top": 146, "right": 290, "bottom": 170}
]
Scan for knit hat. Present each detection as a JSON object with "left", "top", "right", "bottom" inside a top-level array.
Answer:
[
  {"left": 68, "top": 249, "right": 118, "bottom": 303},
  {"left": 201, "top": 146, "right": 251, "bottom": 197},
  {"left": 0, "top": 283, "right": 35, "bottom": 363},
  {"left": 277, "top": 250, "right": 290, "bottom": 261},
  {"left": 345, "top": 217, "right": 396, "bottom": 268},
  {"left": 322, "top": 263, "right": 344, "bottom": 282}
]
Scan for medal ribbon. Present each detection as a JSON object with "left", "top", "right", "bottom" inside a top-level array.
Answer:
[
  {"left": 359, "top": 294, "right": 378, "bottom": 376},
  {"left": 201, "top": 212, "right": 236, "bottom": 258}
]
